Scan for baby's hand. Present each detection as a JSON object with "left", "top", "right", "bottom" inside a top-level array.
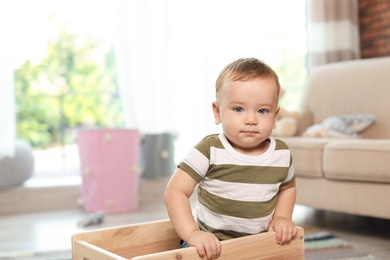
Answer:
[
  {"left": 187, "top": 230, "right": 221, "bottom": 259},
  {"left": 268, "top": 217, "right": 298, "bottom": 245}
]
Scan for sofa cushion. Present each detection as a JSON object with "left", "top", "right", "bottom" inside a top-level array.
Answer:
[
  {"left": 280, "top": 137, "right": 329, "bottom": 178},
  {"left": 323, "top": 139, "right": 390, "bottom": 183}
]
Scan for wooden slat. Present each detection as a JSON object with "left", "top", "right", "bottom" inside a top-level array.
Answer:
[
  {"left": 72, "top": 219, "right": 181, "bottom": 259},
  {"left": 133, "top": 227, "right": 305, "bottom": 260},
  {"left": 73, "top": 241, "right": 127, "bottom": 260},
  {"left": 72, "top": 219, "right": 305, "bottom": 260}
]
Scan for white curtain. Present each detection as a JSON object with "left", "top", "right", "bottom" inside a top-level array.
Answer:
[
  {"left": 0, "top": 5, "right": 16, "bottom": 159},
  {"left": 114, "top": 0, "right": 214, "bottom": 135},
  {"left": 306, "top": 0, "right": 360, "bottom": 69},
  {"left": 0, "top": 0, "right": 307, "bottom": 164},
  {"left": 113, "top": 0, "right": 307, "bottom": 159}
]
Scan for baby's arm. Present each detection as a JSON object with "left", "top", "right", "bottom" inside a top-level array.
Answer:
[
  {"left": 268, "top": 179, "right": 297, "bottom": 244},
  {"left": 164, "top": 168, "right": 221, "bottom": 259}
]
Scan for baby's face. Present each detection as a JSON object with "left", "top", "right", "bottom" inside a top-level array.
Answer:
[{"left": 213, "top": 78, "right": 279, "bottom": 154}]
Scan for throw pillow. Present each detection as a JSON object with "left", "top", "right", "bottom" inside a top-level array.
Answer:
[{"left": 303, "top": 113, "right": 375, "bottom": 138}]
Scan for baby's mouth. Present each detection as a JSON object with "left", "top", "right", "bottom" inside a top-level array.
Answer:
[{"left": 241, "top": 130, "right": 258, "bottom": 134}]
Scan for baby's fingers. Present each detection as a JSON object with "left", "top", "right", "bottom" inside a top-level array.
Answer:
[
  {"left": 193, "top": 238, "right": 221, "bottom": 259},
  {"left": 195, "top": 244, "right": 206, "bottom": 258},
  {"left": 275, "top": 228, "right": 283, "bottom": 244},
  {"left": 279, "top": 226, "right": 298, "bottom": 244},
  {"left": 204, "top": 238, "right": 221, "bottom": 259}
]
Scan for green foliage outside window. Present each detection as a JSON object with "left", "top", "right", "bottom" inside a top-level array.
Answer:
[{"left": 15, "top": 28, "right": 125, "bottom": 148}]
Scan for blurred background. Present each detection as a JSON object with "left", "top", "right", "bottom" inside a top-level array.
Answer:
[{"left": 0, "top": 0, "right": 307, "bottom": 180}]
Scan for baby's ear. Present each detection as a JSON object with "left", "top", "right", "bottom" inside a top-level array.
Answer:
[{"left": 212, "top": 102, "right": 221, "bottom": 125}]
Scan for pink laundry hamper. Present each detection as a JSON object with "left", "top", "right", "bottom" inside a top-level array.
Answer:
[{"left": 77, "top": 129, "right": 141, "bottom": 213}]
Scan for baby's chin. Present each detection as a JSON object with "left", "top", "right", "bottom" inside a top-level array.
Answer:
[
  {"left": 230, "top": 139, "right": 270, "bottom": 154},
  {"left": 231, "top": 142, "right": 261, "bottom": 153}
]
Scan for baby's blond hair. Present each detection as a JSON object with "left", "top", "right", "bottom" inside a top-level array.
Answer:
[{"left": 215, "top": 58, "right": 281, "bottom": 102}]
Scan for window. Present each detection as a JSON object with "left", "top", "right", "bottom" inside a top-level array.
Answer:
[
  {"left": 9, "top": 1, "right": 123, "bottom": 176},
  {"left": 7, "top": 0, "right": 307, "bottom": 177}
]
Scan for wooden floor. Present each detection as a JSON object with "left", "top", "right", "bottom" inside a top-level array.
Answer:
[{"left": 0, "top": 203, "right": 389, "bottom": 259}]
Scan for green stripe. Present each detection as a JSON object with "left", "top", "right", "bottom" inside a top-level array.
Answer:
[
  {"left": 178, "top": 163, "right": 203, "bottom": 183},
  {"left": 281, "top": 174, "right": 295, "bottom": 187},
  {"left": 275, "top": 139, "right": 289, "bottom": 150},
  {"left": 198, "top": 187, "right": 277, "bottom": 219},
  {"left": 194, "top": 134, "right": 222, "bottom": 158},
  {"left": 206, "top": 165, "right": 290, "bottom": 184},
  {"left": 198, "top": 219, "right": 255, "bottom": 241}
]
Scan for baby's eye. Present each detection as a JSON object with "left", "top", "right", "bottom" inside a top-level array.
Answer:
[
  {"left": 258, "top": 109, "right": 268, "bottom": 114},
  {"left": 233, "top": 107, "right": 244, "bottom": 112}
]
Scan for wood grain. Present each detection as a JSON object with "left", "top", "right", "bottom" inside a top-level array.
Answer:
[{"left": 72, "top": 219, "right": 304, "bottom": 260}]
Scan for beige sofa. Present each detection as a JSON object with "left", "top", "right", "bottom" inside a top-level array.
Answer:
[{"left": 280, "top": 57, "right": 390, "bottom": 220}]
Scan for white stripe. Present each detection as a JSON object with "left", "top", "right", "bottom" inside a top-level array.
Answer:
[
  {"left": 211, "top": 147, "right": 290, "bottom": 167},
  {"left": 196, "top": 202, "right": 274, "bottom": 234},
  {"left": 199, "top": 178, "right": 280, "bottom": 202},
  {"left": 183, "top": 148, "right": 209, "bottom": 178}
]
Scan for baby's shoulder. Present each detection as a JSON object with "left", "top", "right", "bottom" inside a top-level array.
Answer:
[
  {"left": 195, "top": 134, "right": 223, "bottom": 151},
  {"left": 202, "top": 133, "right": 219, "bottom": 141},
  {"left": 273, "top": 138, "right": 290, "bottom": 150}
]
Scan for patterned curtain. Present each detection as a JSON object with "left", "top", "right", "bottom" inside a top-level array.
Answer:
[{"left": 306, "top": 0, "right": 360, "bottom": 69}]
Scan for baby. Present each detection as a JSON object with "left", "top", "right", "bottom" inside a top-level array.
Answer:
[{"left": 165, "top": 57, "right": 297, "bottom": 259}]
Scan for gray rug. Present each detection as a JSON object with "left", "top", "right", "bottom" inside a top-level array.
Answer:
[{"left": 304, "top": 227, "right": 381, "bottom": 260}]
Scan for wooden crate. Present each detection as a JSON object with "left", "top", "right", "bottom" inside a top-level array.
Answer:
[{"left": 72, "top": 219, "right": 305, "bottom": 259}]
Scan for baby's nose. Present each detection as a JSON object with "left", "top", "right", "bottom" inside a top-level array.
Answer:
[{"left": 245, "top": 113, "right": 258, "bottom": 125}]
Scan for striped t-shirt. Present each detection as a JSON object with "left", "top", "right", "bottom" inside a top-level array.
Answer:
[{"left": 178, "top": 133, "right": 295, "bottom": 241}]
